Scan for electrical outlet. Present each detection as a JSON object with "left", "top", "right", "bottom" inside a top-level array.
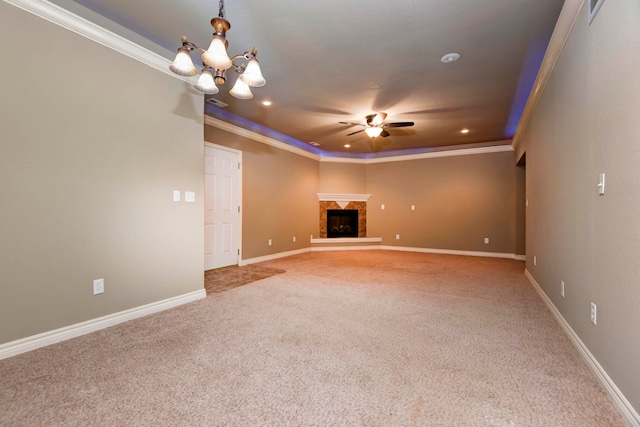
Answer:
[
  {"left": 411, "top": 205, "right": 415, "bottom": 211},
  {"left": 484, "top": 237, "right": 489, "bottom": 244},
  {"left": 534, "top": 256, "right": 537, "bottom": 266},
  {"left": 268, "top": 239, "right": 272, "bottom": 246},
  {"left": 561, "top": 281, "right": 565, "bottom": 298},
  {"left": 292, "top": 236, "right": 296, "bottom": 243},
  {"left": 93, "top": 278, "right": 104, "bottom": 295},
  {"left": 381, "top": 204, "right": 385, "bottom": 210},
  {"left": 591, "top": 302, "right": 597, "bottom": 325},
  {"left": 395, "top": 234, "right": 400, "bottom": 240}
]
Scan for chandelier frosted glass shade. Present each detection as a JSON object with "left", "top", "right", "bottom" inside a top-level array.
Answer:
[
  {"left": 202, "top": 36, "right": 232, "bottom": 70},
  {"left": 365, "top": 127, "right": 383, "bottom": 138},
  {"left": 229, "top": 78, "right": 253, "bottom": 99},
  {"left": 169, "top": 0, "right": 265, "bottom": 99},
  {"left": 170, "top": 47, "right": 198, "bottom": 77},
  {"left": 194, "top": 69, "right": 219, "bottom": 94},
  {"left": 239, "top": 58, "right": 266, "bottom": 87}
]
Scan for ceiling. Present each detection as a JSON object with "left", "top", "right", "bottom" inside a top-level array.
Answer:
[{"left": 49, "top": 0, "right": 565, "bottom": 158}]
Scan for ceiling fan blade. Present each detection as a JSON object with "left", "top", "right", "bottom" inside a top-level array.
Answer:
[
  {"left": 346, "top": 129, "right": 366, "bottom": 136},
  {"left": 383, "top": 121, "right": 414, "bottom": 128},
  {"left": 339, "top": 121, "right": 365, "bottom": 126},
  {"left": 372, "top": 112, "right": 387, "bottom": 126},
  {"left": 380, "top": 130, "right": 390, "bottom": 138}
]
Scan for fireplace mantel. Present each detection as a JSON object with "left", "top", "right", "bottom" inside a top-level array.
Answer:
[{"left": 317, "top": 193, "right": 372, "bottom": 202}]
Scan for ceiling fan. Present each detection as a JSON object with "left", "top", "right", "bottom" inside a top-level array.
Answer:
[{"left": 339, "top": 113, "right": 414, "bottom": 138}]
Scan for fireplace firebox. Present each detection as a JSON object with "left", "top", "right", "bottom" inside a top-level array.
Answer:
[{"left": 327, "top": 209, "right": 358, "bottom": 238}]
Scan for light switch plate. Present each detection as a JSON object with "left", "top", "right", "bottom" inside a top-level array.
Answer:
[
  {"left": 185, "top": 191, "right": 196, "bottom": 203},
  {"left": 173, "top": 190, "right": 181, "bottom": 202}
]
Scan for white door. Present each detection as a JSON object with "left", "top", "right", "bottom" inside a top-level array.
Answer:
[{"left": 204, "top": 145, "right": 240, "bottom": 270}]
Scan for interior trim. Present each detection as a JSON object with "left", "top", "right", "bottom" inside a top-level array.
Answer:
[
  {"left": 206, "top": 115, "right": 514, "bottom": 163},
  {"left": 204, "top": 116, "right": 321, "bottom": 161},
  {"left": 317, "top": 193, "right": 372, "bottom": 202},
  {"left": 511, "top": 0, "right": 585, "bottom": 152},
  {"left": 380, "top": 245, "right": 523, "bottom": 259},
  {"left": 0, "top": 289, "right": 206, "bottom": 360},
  {"left": 525, "top": 270, "right": 640, "bottom": 426},
  {"left": 323, "top": 144, "right": 514, "bottom": 164}
]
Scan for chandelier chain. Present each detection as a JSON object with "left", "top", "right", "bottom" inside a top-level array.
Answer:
[{"left": 218, "top": 0, "right": 225, "bottom": 18}]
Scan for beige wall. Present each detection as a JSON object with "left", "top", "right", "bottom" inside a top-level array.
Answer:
[
  {"left": 515, "top": 163, "right": 526, "bottom": 256},
  {"left": 204, "top": 127, "right": 319, "bottom": 259},
  {"left": 0, "top": 4, "right": 204, "bottom": 344},
  {"left": 520, "top": 0, "right": 640, "bottom": 412},
  {"left": 318, "top": 162, "right": 367, "bottom": 194},
  {"left": 366, "top": 152, "right": 517, "bottom": 253},
  {"left": 206, "top": 131, "right": 518, "bottom": 258},
  {"left": 207, "top": 124, "right": 519, "bottom": 258}
]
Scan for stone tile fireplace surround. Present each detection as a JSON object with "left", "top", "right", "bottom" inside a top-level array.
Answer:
[{"left": 317, "top": 193, "right": 371, "bottom": 239}]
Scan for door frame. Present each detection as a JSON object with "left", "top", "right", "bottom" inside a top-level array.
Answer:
[{"left": 204, "top": 142, "right": 243, "bottom": 267}]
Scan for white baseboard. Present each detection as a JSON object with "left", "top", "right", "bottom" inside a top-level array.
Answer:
[
  {"left": 380, "top": 245, "right": 523, "bottom": 260},
  {"left": 242, "top": 246, "right": 525, "bottom": 264},
  {"left": 525, "top": 270, "right": 640, "bottom": 427},
  {"left": 0, "top": 289, "right": 206, "bottom": 361},
  {"left": 240, "top": 248, "right": 311, "bottom": 266},
  {"left": 311, "top": 245, "right": 383, "bottom": 252}
]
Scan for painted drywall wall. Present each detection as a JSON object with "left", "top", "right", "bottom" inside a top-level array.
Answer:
[
  {"left": 318, "top": 162, "right": 367, "bottom": 194},
  {"left": 206, "top": 125, "right": 518, "bottom": 257},
  {"left": 515, "top": 164, "right": 526, "bottom": 256},
  {"left": 521, "top": 0, "right": 640, "bottom": 413},
  {"left": 204, "top": 126, "right": 319, "bottom": 259},
  {"left": 0, "top": 4, "right": 204, "bottom": 344},
  {"left": 366, "top": 151, "right": 517, "bottom": 253}
]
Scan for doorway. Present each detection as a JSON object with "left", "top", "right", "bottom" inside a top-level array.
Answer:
[{"left": 204, "top": 144, "right": 241, "bottom": 270}]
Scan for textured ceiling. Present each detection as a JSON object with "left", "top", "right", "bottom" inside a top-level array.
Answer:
[{"left": 48, "top": 0, "right": 565, "bottom": 158}]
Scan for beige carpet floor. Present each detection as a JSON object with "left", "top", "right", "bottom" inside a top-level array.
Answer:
[{"left": 0, "top": 251, "right": 625, "bottom": 426}]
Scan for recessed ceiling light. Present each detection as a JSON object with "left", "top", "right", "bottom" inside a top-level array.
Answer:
[
  {"left": 369, "top": 84, "right": 382, "bottom": 90},
  {"left": 441, "top": 53, "right": 461, "bottom": 64},
  {"left": 261, "top": 100, "right": 273, "bottom": 106},
  {"left": 344, "top": 144, "right": 351, "bottom": 148},
  {"left": 460, "top": 128, "right": 470, "bottom": 134}
]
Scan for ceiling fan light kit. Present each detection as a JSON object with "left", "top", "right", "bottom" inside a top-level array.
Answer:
[
  {"left": 365, "top": 127, "right": 383, "bottom": 138},
  {"left": 169, "top": 0, "right": 266, "bottom": 99},
  {"left": 340, "top": 112, "right": 415, "bottom": 139}
]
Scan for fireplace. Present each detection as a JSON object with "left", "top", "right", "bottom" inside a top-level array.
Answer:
[
  {"left": 317, "top": 194, "right": 370, "bottom": 238},
  {"left": 327, "top": 209, "right": 358, "bottom": 238}
]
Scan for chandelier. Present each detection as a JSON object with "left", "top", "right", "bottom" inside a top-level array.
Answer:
[{"left": 169, "top": 0, "right": 266, "bottom": 99}]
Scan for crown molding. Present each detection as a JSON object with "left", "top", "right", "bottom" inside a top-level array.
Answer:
[
  {"left": 5, "top": 0, "right": 192, "bottom": 84},
  {"left": 322, "top": 144, "right": 514, "bottom": 164},
  {"left": 206, "top": 115, "right": 513, "bottom": 163},
  {"left": 511, "top": 0, "right": 585, "bottom": 152},
  {"left": 204, "top": 116, "right": 321, "bottom": 161}
]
